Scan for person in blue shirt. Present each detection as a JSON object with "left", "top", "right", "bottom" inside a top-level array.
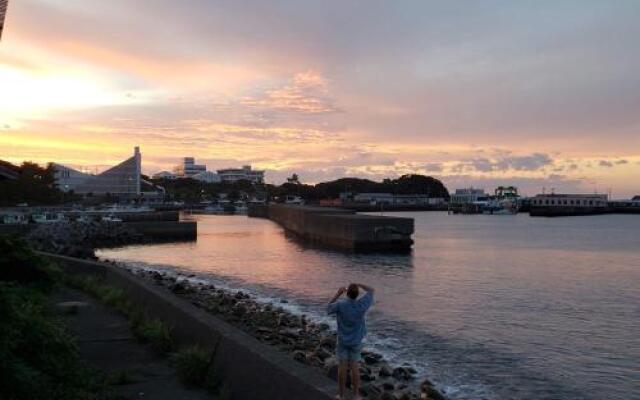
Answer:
[{"left": 327, "top": 283, "right": 374, "bottom": 400}]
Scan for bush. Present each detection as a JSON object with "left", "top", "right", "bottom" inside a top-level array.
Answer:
[
  {"left": 132, "top": 318, "right": 173, "bottom": 354},
  {"left": 0, "top": 236, "right": 54, "bottom": 285},
  {"left": 173, "top": 345, "right": 212, "bottom": 387},
  {"left": 0, "top": 283, "right": 107, "bottom": 399}
]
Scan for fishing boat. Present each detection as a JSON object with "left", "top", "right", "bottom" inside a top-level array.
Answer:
[
  {"left": 32, "top": 212, "right": 66, "bottom": 224},
  {"left": 2, "top": 213, "right": 28, "bottom": 224}
]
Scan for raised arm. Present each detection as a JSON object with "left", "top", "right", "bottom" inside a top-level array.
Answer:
[
  {"left": 356, "top": 283, "right": 375, "bottom": 293},
  {"left": 329, "top": 286, "right": 347, "bottom": 304}
]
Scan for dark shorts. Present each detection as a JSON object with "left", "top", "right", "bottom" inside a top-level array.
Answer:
[{"left": 336, "top": 342, "right": 363, "bottom": 362}]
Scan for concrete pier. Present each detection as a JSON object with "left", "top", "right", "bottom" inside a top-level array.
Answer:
[{"left": 256, "top": 204, "right": 414, "bottom": 252}]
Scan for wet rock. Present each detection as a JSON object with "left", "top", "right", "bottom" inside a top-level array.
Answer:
[
  {"left": 279, "top": 328, "right": 301, "bottom": 339},
  {"left": 319, "top": 334, "right": 336, "bottom": 349},
  {"left": 324, "top": 356, "right": 339, "bottom": 379},
  {"left": 360, "top": 383, "right": 382, "bottom": 399},
  {"left": 392, "top": 367, "right": 415, "bottom": 380},
  {"left": 364, "top": 352, "right": 382, "bottom": 365},
  {"left": 292, "top": 350, "right": 306, "bottom": 363},
  {"left": 382, "top": 381, "right": 395, "bottom": 391},
  {"left": 379, "top": 365, "right": 393, "bottom": 377},
  {"left": 171, "top": 282, "right": 187, "bottom": 294},
  {"left": 232, "top": 303, "right": 247, "bottom": 317}
]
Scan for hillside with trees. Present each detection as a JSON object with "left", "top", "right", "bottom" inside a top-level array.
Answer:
[
  {"left": 0, "top": 160, "right": 69, "bottom": 206},
  {"left": 152, "top": 174, "right": 449, "bottom": 203}
]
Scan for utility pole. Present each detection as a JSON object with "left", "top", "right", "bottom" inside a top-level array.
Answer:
[{"left": 0, "top": 0, "right": 8, "bottom": 41}]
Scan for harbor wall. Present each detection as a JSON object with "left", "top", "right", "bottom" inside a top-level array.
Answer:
[
  {"left": 41, "top": 253, "right": 336, "bottom": 400},
  {"left": 125, "top": 221, "right": 196, "bottom": 240},
  {"left": 529, "top": 207, "right": 608, "bottom": 217},
  {"left": 0, "top": 220, "right": 196, "bottom": 241},
  {"left": 264, "top": 204, "right": 414, "bottom": 251}
]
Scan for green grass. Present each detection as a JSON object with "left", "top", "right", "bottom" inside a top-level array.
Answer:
[
  {"left": 173, "top": 345, "right": 213, "bottom": 387},
  {"left": 133, "top": 318, "right": 174, "bottom": 354},
  {"left": 65, "top": 275, "right": 175, "bottom": 354},
  {"left": 0, "top": 236, "right": 112, "bottom": 399},
  {"left": 173, "top": 345, "right": 231, "bottom": 397}
]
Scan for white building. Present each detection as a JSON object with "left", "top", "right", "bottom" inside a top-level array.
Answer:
[
  {"left": 173, "top": 157, "right": 206, "bottom": 177},
  {"left": 152, "top": 171, "right": 177, "bottom": 180},
  {"left": 530, "top": 194, "right": 608, "bottom": 207},
  {"left": 345, "top": 192, "right": 446, "bottom": 206},
  {"left": 217, "top": 165, "right": 265, "bottom": 184},
  {"left": 53, "top": 147, "right": 142, "bottom": 197},
  {"left": 450, "top": 188, "right": 489, "bottom": 204},
  {"left": 192, "top": 171, "right": 221, "bottom": 183}
]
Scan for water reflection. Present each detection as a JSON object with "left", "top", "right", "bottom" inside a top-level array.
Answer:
[{"left": 99, "top": 213, "right": 640, "bottom": 400}]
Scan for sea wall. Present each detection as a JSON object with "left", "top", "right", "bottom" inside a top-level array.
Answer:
[
  {"left": 125, "top": 221, "right": 196, "bottom": 240},
  {"left": 42, "top": 253, "right": 336, "bottom": 400},
  {"left": 0, "top": 220, "right": 196, "bottom": 242},
  {"left": 264, "top": 204, "right": 414, "bottom": 251}
]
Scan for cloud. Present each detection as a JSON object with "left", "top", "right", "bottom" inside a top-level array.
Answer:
[
  {"left": 452, "top": 152, "right": 554, "bottom": 173},
  {"left": 423, "top": 162, "right": 443, "bottom": 172},
  {"left": 240, "top": 71, "right": 340, "bottom": 114},
  {"left": 599, "top": 160, "right": 614, "bottom": 167}
]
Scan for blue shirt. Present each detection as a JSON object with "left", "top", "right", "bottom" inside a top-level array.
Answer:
[{"left": 327, "top": 291, "right": 374, "bottom": 346}]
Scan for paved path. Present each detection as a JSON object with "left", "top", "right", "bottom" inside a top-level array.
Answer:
[{"left": 53, "top": 288, "right": 214, "bottom": 400}]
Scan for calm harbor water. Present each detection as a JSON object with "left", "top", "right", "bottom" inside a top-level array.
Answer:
[{"left": 98, "top": 213, "right": 640, "bottom": 400}]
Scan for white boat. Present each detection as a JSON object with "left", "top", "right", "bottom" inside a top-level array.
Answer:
[
  {"left": 32, "top": 213, "right": 66, "bottom": 224},
  {"left": 203, "top": 204, "right": 226, "bottom": 214},
  {"left": 234, "top": 201, "right": 248, "bottom": 214},
  {"left": 2, "top": 213, "right": 28, "bottom": 224},
  {"left": 102, "top": 204, "right": 152, "bottom": 213},
  {"left": 75, "top": 215, "right": 94, "bottom": 223},
  {"left": 101, "top": 214, "right": 123, "bottom": 223},
  {"left": 285, "top": 195, "right": 304, "bottom": 205},
  {"left": 482, "top": 199, "right": 518, "bottom": 215}
]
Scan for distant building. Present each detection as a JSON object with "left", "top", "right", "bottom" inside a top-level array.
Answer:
[
  {"left": 0, "top": 164, "right": 19, "bottom": 180},
  {"left": 450, "top": 188, "right": 489, "bottom": 204},
  {"left": 217, "top": 165, "right": 265, "bottom": 184},
  {"left": 632, "top": 195, "right": 640, "bottom": 204},
  {"left": 0, "top": 0, "right": 8, "bottom": 40},
  {"left": 52, "top": 147, "right": 143, "bottom": 198},
  {"left": 530, "top": 194, "right": 608, "bottom": 216},
  {"left": 192, "top": 171, "right": 221, "bottom": 183},
  {"left": 173, "top": 157, "right": 206, "bottom": 178},
  {"left": 152, "top": 171, "right": 177, "bottom": 180},
  {"left": 346, "top": 192, "right": 445, "bottom": 206}
]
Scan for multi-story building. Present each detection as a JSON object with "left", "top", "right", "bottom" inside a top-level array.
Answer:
[
  {"left": 192, "top": 171, "right": 221, "bottom": 183},
  {"left": 217, "top": 165, "right": 265, "bottom": 184},
  {"left": 173, "top": 157, "right": 206, "bottom": 177}
]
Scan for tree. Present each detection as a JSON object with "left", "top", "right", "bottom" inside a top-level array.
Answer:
[{"left": 287, "top": 173, "right": 301, "bottom": 185}]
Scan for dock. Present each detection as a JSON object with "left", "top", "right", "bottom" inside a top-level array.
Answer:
[{"left": 251, "top": 204, "right": 414, "bottom": 252}]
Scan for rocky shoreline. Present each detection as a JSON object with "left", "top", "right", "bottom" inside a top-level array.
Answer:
[
  {"left": 107, "top": 262, "right": 447, "bottom": 400},
  {"left": 24, "top": 222, "right": 147, "bottom": 259}
]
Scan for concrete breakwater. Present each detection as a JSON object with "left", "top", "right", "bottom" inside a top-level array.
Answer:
[
  {"left": 251, "top": 204, "right": 415, "bottom": 252},
  {"left": 44, "top": 253, "right": 445, "bottom": 400}
]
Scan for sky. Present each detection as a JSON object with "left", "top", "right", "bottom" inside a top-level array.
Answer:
[{"left": 1, "top": 0, "right": 639, "bottom": 197}]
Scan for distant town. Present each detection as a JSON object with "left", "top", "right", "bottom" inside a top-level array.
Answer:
[{"left": 1, "top": 146, "right": 639, "bottom": 224}]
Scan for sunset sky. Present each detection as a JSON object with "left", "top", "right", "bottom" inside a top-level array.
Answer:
[{"left": 1, "top": 0, "right": 639, "bottom": 196}]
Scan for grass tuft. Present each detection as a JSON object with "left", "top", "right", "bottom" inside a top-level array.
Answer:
[
  {"left": 133, "top": 318, "right": 173, "bottom": 354},
  {"left": 173, "top": 345, "right": 213, "bottom": 387}
]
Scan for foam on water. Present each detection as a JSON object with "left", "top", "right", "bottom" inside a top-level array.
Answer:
[{"left": 105, "top": 257, "right": 493, "bottom": 399}]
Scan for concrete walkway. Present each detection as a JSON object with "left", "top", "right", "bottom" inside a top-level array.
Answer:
[{"left": 53, "top": 288, "right": 214, "bottom": 400}]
